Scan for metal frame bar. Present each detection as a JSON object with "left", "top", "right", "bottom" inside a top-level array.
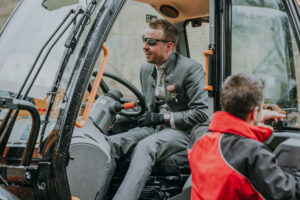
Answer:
[{"left": 51, "top": 0, "right": 127, "bottom": 199}]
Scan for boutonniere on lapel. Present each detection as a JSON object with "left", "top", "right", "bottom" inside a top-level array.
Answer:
[{"left": 167, "top": 84, "right": 178, "bottom": 102}]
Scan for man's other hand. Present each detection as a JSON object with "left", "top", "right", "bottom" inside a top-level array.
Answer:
[
  {"left": 260, "top": 109, "right": 285, "bottom": 123},
  {"left": 138, "top": 111, "right": 164, "bottom": 126}
]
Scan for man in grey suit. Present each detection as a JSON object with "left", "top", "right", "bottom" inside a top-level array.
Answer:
[{"left": 108, "top": 19, "right": 208, "bottom": 200}]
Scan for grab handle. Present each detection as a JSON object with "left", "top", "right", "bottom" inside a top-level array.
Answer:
[
  {"left": 75, "top": 45, "right": 108, "bottom": 128},
  {"left": 203, "top": 50, "right": 213, "bottom": 91}
]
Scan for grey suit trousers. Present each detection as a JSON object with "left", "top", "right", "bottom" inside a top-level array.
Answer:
[{"left": 108, "top": 126, "right": 189, "bottom": 200}]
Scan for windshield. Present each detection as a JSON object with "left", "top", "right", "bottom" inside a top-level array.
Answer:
[
  {"left": 0, "top": 0, "right": 103, "bottom": 148},
  {"left": 231, "top": 0, "right": 300, "bottom": 129}
]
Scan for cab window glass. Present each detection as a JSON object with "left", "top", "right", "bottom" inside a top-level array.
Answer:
[
  {"left": 231, "top": 0, "right": 300, "bottom": 128},
  {"left": 186, "top": 21, "right": 209, "bottom": 70},
  {"left": 186, "top": 21, "right": 213, "bottom": 116}
]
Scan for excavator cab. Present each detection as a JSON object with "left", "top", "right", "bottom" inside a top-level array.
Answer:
[{"left": 0, "top": 0, "right": 300, "bottom": 199}]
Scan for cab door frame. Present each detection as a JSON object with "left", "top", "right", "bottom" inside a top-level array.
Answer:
[{"left": 209, "top": 0, "right": 232, "bottom": 111}]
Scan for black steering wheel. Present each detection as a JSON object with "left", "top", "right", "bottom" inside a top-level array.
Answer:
[{"left": 89, "top": 70, "right": 146, "bottom": 117}]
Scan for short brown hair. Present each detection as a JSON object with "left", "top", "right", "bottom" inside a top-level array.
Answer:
[
  {"left": 149, "top": 19, "right": 178, "bottom": 45},
  {"left": 220, "top": 73, "right": 265, "bottom": 120}
]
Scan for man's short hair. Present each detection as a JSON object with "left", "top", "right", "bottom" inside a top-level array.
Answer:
[
  {"left": 149, "top": 19, "right": 178, "bottom": 45},
  {"left": 220, "top": 73, "right": 265, "bottom": 120}
]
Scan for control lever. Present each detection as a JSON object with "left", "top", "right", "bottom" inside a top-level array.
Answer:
[{"left": 111, "top": 101, "right": 137, "bottom": 113}]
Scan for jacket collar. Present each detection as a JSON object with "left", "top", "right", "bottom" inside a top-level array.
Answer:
[
  {"left": 150, "top": 52, "right": 176, "bottom": 77},
  {"left": 163, "top": 52, "right": 176, "bottom": 74},
  {"left": 209, "top": 111, "right": 273, "bottom": 142}
]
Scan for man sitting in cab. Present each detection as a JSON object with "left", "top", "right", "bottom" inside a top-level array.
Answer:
[
  {"left": 188, "top": 73, "right": 300, "bottom": 199},
  {"left": 107, "top": 19, "right": 208, "bottom": 200}
]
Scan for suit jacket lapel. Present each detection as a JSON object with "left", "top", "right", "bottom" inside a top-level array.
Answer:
[
  {"left": 147, "top": 64, "right": 156, "bottom": 111},
  {"left": 164, "top": 52, "right": 176, "bottom": 75}
]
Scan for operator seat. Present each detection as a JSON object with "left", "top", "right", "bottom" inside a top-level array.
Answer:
[{"left": 152, "top": 121, "right": 209, "bottom": 175}]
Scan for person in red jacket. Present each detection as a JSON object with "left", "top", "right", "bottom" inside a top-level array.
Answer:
[{"left": 188, "top": 73, "right": 300, "bottom": 200}]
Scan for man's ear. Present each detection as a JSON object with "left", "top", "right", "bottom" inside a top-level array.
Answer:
[
  {"left": 165, "top": 42, "right": 174, "bottom": 52},
  {"left": 247, "top": 106, "right": 259, "bottom": 124}
]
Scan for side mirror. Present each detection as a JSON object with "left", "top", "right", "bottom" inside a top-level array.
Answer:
[{"left": 42, "top": 0, "right": 79, "bottom": 11}]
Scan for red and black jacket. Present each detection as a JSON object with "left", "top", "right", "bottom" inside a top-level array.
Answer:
[{"left": 188, "top": 111, "right": 300, "bottom": 200}]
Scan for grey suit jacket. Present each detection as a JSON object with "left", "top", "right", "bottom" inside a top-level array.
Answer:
[{"left": 140, "top": 52, "right": 208, "bottom": 131}]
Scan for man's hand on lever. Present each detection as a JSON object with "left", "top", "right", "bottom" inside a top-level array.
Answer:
[
  {"left": 260, "top": 109, "right": 285, "bottom": 123},
  {"left": 138, "top": 111, "right": 164, "bottom": 126},
  {"left": 257, "top": 109, "right": 286, "bottom": 130}
]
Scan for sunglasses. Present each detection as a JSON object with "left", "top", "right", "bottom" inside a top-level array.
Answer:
[{"left": 142, "top": 35, "right": 174, "bottom": 46}]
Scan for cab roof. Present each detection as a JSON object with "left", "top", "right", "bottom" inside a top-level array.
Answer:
[{"left": 135, "top": 0, "right": 209, "bottom": 24}]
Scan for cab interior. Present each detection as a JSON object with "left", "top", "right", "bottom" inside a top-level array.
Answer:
[
  {"left": 1, "top": 0, "right": 300, "bottom": 199},
  {"left": 68, "top": 0, "right": 212, "bottom": 199}
]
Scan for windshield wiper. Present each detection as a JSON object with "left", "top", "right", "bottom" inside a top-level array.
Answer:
[
  {"left": 39, "top": 0, "right": 98, "bottom": 152},
  {"left": 24, "top": 7, "right": 84, "bottom": 99}
]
